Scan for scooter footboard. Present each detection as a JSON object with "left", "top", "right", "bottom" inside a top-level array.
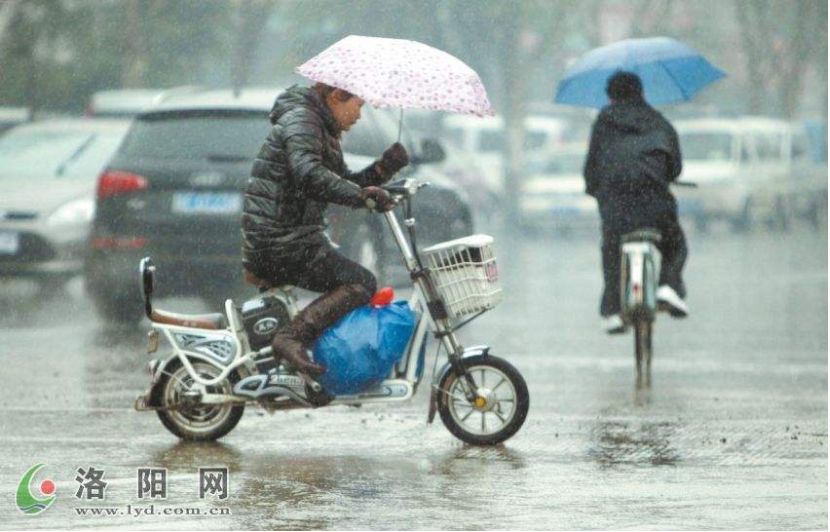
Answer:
[{"left": 329, "top": 379, "right": 415, "bottom": 405}]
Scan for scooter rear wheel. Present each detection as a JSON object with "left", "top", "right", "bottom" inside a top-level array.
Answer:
[
  {"left": 153, "top": 359, "right": 244, "bottom": 441},
  {"left": 437, "top": 355, "right": 529, "bottom": 446}
]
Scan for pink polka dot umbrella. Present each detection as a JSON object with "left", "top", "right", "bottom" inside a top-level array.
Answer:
[{"left": 296, "top": 35, "right": 494, "bottom": 118}]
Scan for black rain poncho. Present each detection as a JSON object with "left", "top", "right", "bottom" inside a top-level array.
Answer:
[{"left": 583, "top": 99, "right": 682, "bottom": 202}]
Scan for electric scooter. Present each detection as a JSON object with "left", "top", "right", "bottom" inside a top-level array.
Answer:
[{"left": 134, "top": 178, "right": 529, "bottom": 445}]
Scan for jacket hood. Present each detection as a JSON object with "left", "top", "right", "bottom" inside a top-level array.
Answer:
[
  {"left": 600, "top": 100, "right": 661, "bottom": 135},
  {"left": 269, "top": 85, "right": 340, "bottom": 136}
]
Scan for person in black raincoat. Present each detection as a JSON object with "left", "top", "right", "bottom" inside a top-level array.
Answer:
[
  {"left": 242, "top": 83, "right": 409, "bottom": 375},
  {"left": 583, "top": 71, "right": 688, "bottom": 333}
]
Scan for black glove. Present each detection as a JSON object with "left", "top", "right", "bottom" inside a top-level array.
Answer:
[
  {"left": 376, "top": 142, "right": 409, "bottom": 178},
  {"left": 360, "top": 186, "right": 396, "bottom": 212}
]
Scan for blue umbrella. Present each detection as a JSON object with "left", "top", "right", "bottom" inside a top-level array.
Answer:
[{"left": 554, "top": 37, "right": 725, "bottom": 108}]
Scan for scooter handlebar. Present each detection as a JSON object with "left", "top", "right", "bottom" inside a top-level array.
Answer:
[{"left": 382, "top": 178, "right": 426, "bottom": 199}]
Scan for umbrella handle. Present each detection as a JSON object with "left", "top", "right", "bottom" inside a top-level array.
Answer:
[
  {"left": 673, "top": 181, "right": 698, "bottom": 188},
  {"left": 397, "top": 108, "right": 403, "bottom": 143}
]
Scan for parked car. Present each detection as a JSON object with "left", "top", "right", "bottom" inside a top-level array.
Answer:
[
  {"left": 0, "top": 107, "right": 29, "bottom": 136},
  {"left": 389, "top": 109, "right": 500, "bottom": 214},
  {"left": 0, "top": 119, "right": 131, "bottom": 293},
  {"left": 673, "top": 117, "right": 815, "bottom": 231},
  {"left": 784, "top": 121, "right": 827, "bottom": 229},
  {"left": 85, "top": 88, "right": 474, "bottom": 323},
  {"left": 442, "top": 114, "right": 570, "bottom": 198},
  {"left": 334, "top": 107, "right": 475, "bottom": 282},
  {"left": 85, "top": 87, "right": 201, "bottom": 118},
  {"left": 518, "top": 144, "right": 598, "bottom": 233}
]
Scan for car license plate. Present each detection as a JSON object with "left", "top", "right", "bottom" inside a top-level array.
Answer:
[
  {"left": 0, "top": 231, "right": 19, "bottom": 254},
  {"left": 172, "top": 192, "right": 241, "bottom": 215}
]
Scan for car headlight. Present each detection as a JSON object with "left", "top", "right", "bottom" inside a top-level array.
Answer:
[{"left": 47, "top": 198, "right": 95, "bottom": 226}]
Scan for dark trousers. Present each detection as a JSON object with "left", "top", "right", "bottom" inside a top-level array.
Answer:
[
  {"left": 598, "top": 194, "right": 687, "bottom": 317},
  {"left": 248, "top": 243, "right": 377, "bottom": 296}
]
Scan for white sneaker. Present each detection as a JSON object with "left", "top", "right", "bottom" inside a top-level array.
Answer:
[
  {"left": 656, "top": 286, "right": 688, "bottom": 318},
  {"left": 601, "top": 314, "right": 627, "bottom": 334}
]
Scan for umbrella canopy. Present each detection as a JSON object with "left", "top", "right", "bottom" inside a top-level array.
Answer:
[
  {"left": 554, "top": 37, "right": 725, "bottom": 108},
  {"left": 296, "top": 35, "right": 494, "bottom": 117}
]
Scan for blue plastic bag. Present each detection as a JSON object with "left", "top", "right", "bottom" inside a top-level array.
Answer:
[{"left": 312, "top": 301, "right": 416, "bottom": 395}]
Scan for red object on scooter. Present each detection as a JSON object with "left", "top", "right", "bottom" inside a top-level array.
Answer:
[{"left": 370, "top": 287, "right": 394, "bottom": 307}]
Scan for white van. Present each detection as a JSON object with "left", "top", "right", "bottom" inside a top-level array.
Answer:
[
  {"left": 674, "top": 117, "right": 814, "bottom": 230},
  {"left": 442, "top": 114, "right": 568, "bottom": 195}
]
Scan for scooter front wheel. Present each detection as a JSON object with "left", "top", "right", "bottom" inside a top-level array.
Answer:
[
  {"left": 153, "top": 359, "right": 244, "bottom": 441},
  {"left": 437, "top": 355, "right": 529, "bottom": 446}
]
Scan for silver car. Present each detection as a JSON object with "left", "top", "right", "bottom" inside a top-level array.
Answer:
[
  {"left": 0, "top": 118, "right": 130, "bottom": 292},
  {"left": 518, "top": 145, "right": 599, "bottom": 233}
]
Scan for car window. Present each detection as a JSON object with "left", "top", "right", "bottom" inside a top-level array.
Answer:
[
  {"left": 791, "top": 130, "right": 809, "bottom": 162},
  {"left": 443, "top": 126, "right": 466, "bottom": 149},
  {"left": 119, "top": 112, "right": 269, "bottom": 160},
  {"left": 544, "top": 153, "right": 586, "bottom": 174},
  {"left": 0, "top": 128, "right": 125, "bottom": 178},
  {"left": 479, "top": 129, "right": 505, "bottom": 152},
  {"left": 679, "top": 132, "right": 734, "bottom": 161},
  {"left": 754, "top": 132, "right": 784, "bottom": 161},
  {"left": 523, "top": 131, "right": 548, "bottom": 151}
]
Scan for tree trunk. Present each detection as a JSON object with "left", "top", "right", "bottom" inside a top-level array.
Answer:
[
  {"left": 231, "top": 0, "right": 273, "bottom": 93},
  {"left": 777, "top": 1, "right": 810, "bottom": 118},
  {"left": 121, "top": 0, "right": 146, "bottom": 87},
  {"left": 498, "top": 4, "right": 525, "bottom": 226},
  {"left": 734, "top": 1, "right": 766, "bottom": 114}
]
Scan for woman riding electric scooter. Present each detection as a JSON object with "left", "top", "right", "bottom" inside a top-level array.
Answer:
[{"left": 241, "top": 83, "right": 410, "bottom": 377}]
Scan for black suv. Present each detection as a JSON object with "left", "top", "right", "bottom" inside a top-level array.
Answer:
[{"left": 85, "top": 88, "right": 474, "bottom": 323}]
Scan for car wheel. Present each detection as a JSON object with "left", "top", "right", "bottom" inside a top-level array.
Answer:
[
  {"left": 808, "top": 196, "right": 828, "bottom": 229},
  {"left": 37, "top": 276, "right": 71, "bottom": 300},
  {"left": 426, "top": 204, "right": 473, "bottom": 244},
  {"left": 733, "top": 199, "right": 757, "bottom": 232},
  {"left": 89, "top": 289, "right": 144, "bottom": 325},
  {"left": 773, "top": 196, "right": 791, "bottom": 231}
]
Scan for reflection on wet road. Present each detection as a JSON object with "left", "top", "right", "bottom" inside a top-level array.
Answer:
[{"left": 0, "top": 226, "right": 826, "bottom": 529}]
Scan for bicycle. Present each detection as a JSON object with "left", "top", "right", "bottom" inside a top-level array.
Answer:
[{"left": 619, "top": 228, "right": 662, "bottom": 388}]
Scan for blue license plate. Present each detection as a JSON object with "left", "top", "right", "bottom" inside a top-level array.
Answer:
[{"left": 172, "top": 192, "right": 241, "bottom": 215}]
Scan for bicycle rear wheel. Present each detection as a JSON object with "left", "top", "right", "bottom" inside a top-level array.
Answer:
[{"left": 634, "top": 319, "right": 653, "bottom": 388}]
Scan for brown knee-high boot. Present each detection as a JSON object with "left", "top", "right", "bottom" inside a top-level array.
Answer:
[{"left": 271, "top": 284, "right": 371, "bottom": 377}]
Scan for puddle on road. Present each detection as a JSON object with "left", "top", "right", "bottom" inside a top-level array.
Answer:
[{"left": 589, "top": 420, "right": 680, "bottom": 468}]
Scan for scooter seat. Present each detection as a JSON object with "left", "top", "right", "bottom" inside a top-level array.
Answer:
[{"left": 149, "top": 309, "right": 227, "bottom": 330}]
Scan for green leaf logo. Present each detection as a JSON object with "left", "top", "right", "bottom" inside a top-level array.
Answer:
[{"left": 16, "top": 464, "right": 56, "bottom": 515}]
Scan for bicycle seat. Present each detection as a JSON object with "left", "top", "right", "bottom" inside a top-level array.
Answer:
[
  {"left": 622, "top": 228, "right": 662, "bottom": 244},
  {"left": 149, "top": 309, "right": 227, "bottom": 330}
]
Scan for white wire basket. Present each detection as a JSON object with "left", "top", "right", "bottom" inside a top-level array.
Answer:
[{"left": 421, "top": 234, "right": 503, "bottom": 319}]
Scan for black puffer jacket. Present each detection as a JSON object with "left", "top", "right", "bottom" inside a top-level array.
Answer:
[
  {"left": 583, "top": 100, "right": 682, "bottom": 201},
  {"left": 242, "top": 86, "right": 388, "bottom": 263}
]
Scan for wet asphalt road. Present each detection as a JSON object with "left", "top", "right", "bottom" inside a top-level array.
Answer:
[{"left": 0, "top": 221, "right": 826, "bottom": 530}]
